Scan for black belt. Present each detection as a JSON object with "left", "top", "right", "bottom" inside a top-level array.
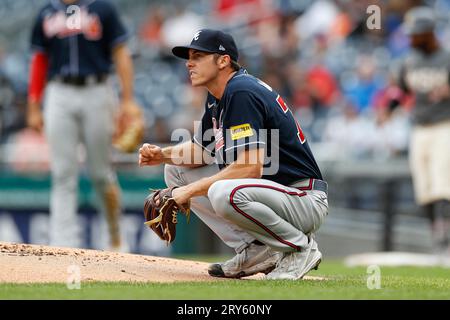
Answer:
[
  {"left": 52, "top": 74, "right": 108, "bottom": 86},
  {"left": 289, "top": 178, "right": 328, "bottom": 194}
]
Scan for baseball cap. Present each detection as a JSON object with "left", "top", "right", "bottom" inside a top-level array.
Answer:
[
  {"left": 172, "top": 29, "right": 239, "bottom": 62},
  {"left": 402, "top": 6, "right": 436, "bottom": 35}
]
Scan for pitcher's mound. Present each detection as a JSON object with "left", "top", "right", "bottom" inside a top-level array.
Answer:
[{"left": 0, "top": 242, "right": 325, "bottom": 283}]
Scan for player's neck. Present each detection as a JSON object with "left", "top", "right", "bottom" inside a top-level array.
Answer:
[{"left": 207, "top": 70, "right": 237, "bottom": 100}]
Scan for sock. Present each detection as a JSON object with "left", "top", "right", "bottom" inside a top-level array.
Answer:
[
  {"left": 423, "top": 203, "right": 434, "bottom": 222},
  {"left": 434, "top": 200, "right": 450, "bottom": 249},
  {"left": 430, "top": 200, "right": 450, "bottom": 253}
]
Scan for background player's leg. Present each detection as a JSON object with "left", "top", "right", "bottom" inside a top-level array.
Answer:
[
  {"left": 410, "top": 126, "right": 440, "bottom": 254},
  {"left": 164, "top": 164, "right": 255, "bottom": 253},
  {"left": 409, "top": 126, "right": 431, "bottom": 206},
  {"left": 81, "top": 84, "right": 123, "bottom": 251},
  {"left": 44, "top": 82, "right": 81, "bottom": 248},
  {"left": 431, "top": 200, "right": 450, "bottom": 255},
  {"left": 208, "top": 178, "right": 328, "bottom": 252},
  {"left": 428, "top": 122, "right": 450, "bottom": 256}
]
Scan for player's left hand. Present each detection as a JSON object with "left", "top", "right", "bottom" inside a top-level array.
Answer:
[
  {"left": 113, "top": 99, "right": 145, "bottom": 152},
  {"left": 27, "top": 102, "right": 44, "bottom": 133},
  {"left": 117, "top": 99, "right": 142, "bottom": 122},
  {"left": 171, "top": 186, "right": 192, "bottom": 207}
]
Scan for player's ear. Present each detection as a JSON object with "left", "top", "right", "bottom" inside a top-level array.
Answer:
[{"left": 217, "top": 55, "right": 231, "bottom": 70}]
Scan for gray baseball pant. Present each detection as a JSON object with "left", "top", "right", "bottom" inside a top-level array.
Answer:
[
  {"left": 164, "top": 164, "right": 328, "bottom": 253},
  {"left": 44, "top": 81, "right": 121, "bottom": 248}
]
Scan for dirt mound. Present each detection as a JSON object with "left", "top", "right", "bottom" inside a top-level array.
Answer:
[
  {"left": 0, "top": 242, "right": 221, "bottom": 283},
  {"left": 0, "top": 242, "right": 324, "bottom": 283}
]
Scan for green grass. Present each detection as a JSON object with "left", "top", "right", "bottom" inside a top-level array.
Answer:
[{"left": 1, "top": 259, "right": 449, "bottom": 300}]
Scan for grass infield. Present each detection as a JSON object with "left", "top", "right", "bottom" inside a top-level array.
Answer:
[{"left": 0, "top": 258, "right": 449, "bottom": 300}]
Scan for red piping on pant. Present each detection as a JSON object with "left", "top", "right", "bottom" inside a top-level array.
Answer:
[
  {"left": 296, "top": 178, "right": 313, "bottom": 191},
  {"left": 229, "top": 184, "right": 306, "bottom": 251}
]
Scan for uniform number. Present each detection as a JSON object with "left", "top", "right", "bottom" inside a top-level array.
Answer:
[
  {"left": 276, "top": 95, "right": 306, "bottom": 144},
  {"left": 256, "top": 79, "right": 306, "bottom": 144}
]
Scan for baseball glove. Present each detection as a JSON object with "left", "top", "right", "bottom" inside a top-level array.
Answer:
[
  {"left": 143, "top": 187, "right": 190, "bottom": 244},
  {"left": 112, "top": 103, "right": 145, "bottom": 153}
]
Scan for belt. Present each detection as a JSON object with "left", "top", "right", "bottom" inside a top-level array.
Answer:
[
  {"left": 289, "top": 178, "right": 328, "bottom": 194},
  {"left": 52, "top": 74, "right": 108, "bottom": 86}
]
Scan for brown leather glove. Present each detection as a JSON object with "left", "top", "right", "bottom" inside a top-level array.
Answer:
[
  {"left": 112, "top": 102, "right": 145, "bottom": 153},
  {"left": 143, "top": 187, "right": 190, "bottom": 244}
]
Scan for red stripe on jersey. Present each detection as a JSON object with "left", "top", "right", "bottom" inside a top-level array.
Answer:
[
  {"left": 295, "top": 119, "right": 306, "bottom": 144},
  {"left": 276, "top": 95, "right": 289, "bottom": 113}
]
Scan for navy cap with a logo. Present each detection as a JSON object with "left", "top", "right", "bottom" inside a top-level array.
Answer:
[{"left": 172, "top": 29, "right": 239, "bottom": 62}]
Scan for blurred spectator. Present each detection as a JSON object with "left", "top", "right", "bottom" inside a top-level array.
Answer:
[
  {"left": 305, "top": 64, "right": 340, "bottom": 111},
  {"left": 169, "top": 86, "right": 207, "bottom": 136},
  {"left": 322, "top": 103, "right": 376, "bottom": 159},
  {"left": 139, "top": 5, "right": 166, "bottom": 46},
  {"left": 371, "top": 101, "right": 411, "bottom": 159},
  {"left": 160, "top": 6, "right": 205, "bottom": 55},
  {"left": 0, "top": 73, "right": 25, "bottom": 141},
  {"left": 213, "top": 0, "right": 274, "bottom": 25},
  {"left": 295, "top": 0, "right": 341, "bottom": 41},
  {"left": 341, "top": 55, "right": 384, "bottom": 114}
]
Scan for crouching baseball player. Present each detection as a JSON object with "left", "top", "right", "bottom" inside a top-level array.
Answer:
[{"left": 139, "top": 29, "right": 328, "bottom": 280}]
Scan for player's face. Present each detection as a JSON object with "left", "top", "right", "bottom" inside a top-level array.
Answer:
[{"left": 186, "top": 50, "right": 220, "bottom": 87}]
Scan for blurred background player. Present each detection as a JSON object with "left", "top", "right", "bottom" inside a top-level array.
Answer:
[
  {"left": 27, "top": 0, "right": 141, "bottom": 250},
  {"left": 395, "top": 6, "right": 450, "bottom": 256}
]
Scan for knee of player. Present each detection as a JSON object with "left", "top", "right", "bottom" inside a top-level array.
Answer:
[
  {"left": 90, "top": 175, "right": 111, "bottom": 189},
  {"left": 208, "top": 180, "right": 227, "bottom": 199},
  {"left": 208, "top": 181, "right": 242, "bottom": 219},
  {"left": 52, "top": 167, "right": 78, "bottom": 187}
]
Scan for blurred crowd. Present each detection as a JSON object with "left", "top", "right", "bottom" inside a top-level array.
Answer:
[{"left": 1, "top": 0, "right": 450, "bottom": 170}]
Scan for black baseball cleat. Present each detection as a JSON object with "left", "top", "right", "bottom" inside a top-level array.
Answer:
[
  {"left": 208, "top": 263, "right": 225, "bottom": 277},
  {"left": 313, "top": 259, "right": 321, "bottom": 270},
  {"left": 207, "top": 243, "right": 282, "bottom": 279},
  {"left": 208, "top": 263, "right": 275, "bottom": 278}
]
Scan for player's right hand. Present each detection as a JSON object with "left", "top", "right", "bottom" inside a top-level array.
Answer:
[
  {"left": 26, "top": 102, "right": 44, "bottom": 133},
  {"left": 139, "top": 143, "right": 164, "bottom": 166}
]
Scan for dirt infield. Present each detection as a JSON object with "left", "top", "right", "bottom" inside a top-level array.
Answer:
[
  {"left": 0, "top": 242, "right": 324, "bottom": 283},
  {"left": 0, "top": 242, "right": 220, "bottom": 283}
]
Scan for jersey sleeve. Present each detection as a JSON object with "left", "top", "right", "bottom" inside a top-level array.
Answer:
[
  {"left": 192, "top": 106, "right": 215, "bottom": 157},
  {"left": 222, "top": 91, "right": 266, "bottom": 157},
  {"left": 103, "top": 2, "right": 129, "bottom": 48},
  {"left": 30, "top": 10, "right": 49, "bottom": 52}
]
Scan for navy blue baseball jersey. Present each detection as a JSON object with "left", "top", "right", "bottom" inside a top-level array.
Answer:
[
  {"left": 193, "top": 68, "right": 323, "bottom": 186},
  {"left": 30, "top": 0, "right": 128, "bottom": 78}
]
